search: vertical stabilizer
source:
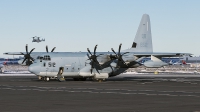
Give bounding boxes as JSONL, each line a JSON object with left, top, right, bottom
{"left": 123, "top": 14, "right": 153, "bottom": 52}
{"left": 134, "top": 14, "right": 153, "bottom": 52}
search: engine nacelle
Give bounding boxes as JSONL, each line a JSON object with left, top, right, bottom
{"left": 97, "top": 55, "right": 110, "bottom": 65}
{"left": 93, "top": 73, "right": 108, "bottom": 79}
{"left": 110, "top": 62, "right": 117, "bottom": 68}
{"left": 122, "top": 55, "right": 137, "bottom": 62}
{"left": 79, "top": 66, "right": 109, "bottom": 80}
{"left": 144, "top": 60, "right": 168, "bottom": 68}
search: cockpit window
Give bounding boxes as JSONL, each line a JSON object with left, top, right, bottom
{"left": 43, "top": 55, "right": 51, "bottom": 61}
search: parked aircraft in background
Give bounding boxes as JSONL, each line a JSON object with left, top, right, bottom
{"left": 32, "top": 36, "right": 45, "bottom": 43}
{"left": 173, "top": 60, "right": 187, "bottom": 65}
{"left": 168, "top": 60, "right": 187, "bottom": 65}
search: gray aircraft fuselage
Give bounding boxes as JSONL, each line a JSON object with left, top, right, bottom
{"left": 29, "top": 52, "right": 140, "bottom": 78}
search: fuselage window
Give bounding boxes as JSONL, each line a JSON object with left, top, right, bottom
{"left": 47, "top": 56, "right": 51, "bottom": 60}
{"left": 43, "top": 55, "right": 51, "bottom": 61}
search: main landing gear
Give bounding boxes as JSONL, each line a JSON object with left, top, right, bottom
{"left": 38, "top": 76, "right": 50, "bottom": 81}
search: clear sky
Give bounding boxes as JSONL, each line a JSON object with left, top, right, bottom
{"left": 1, "top": 0, "right": 200, "bottom": 58}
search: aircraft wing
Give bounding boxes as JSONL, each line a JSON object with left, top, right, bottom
{"left": 4, "top": 52, "right": 45, "bottom": 55}
{"left": 4, "top": 52, "right": 23, "bottom": 55}
{"left": 132, "top": 52, "right": 192, "bottom": 58}
{"left": 3, "top": 52, "right": 45, "bottom": 59}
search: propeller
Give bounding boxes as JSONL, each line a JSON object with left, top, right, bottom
{"left": 87, "top": 45, "right": 103, "bottom": 74}
{"left": 20, "top": 44, "right": 35, "bottom": 65}
{"left": 111, "top": 43, "right": 129, "bottom": 66}
{"left": 46, "top": 45, "right": 56, "bottom": 53}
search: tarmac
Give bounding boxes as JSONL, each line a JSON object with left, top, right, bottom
{"left": 0, "top": 74, "right": 200, "bottom": 112}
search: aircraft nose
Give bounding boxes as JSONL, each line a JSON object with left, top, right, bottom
{"left": 28, "top": 64, "right": 37, "bottom": 74}
{"left": 28, "top": 65, "right": 34, "bottom": 73}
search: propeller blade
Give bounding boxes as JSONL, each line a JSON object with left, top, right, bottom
{"left": 90, "top": 69, "right": 93, "bottom": 74}
{"left": 87, "top": 48, "right": 92, "bottom": 56}
{"left": 119, "top": 57, "right": 127, "bottom": 65}
{"left": 26, "top": 44, "right": 28, "bottom": 54}
{"left": 30, "top": 57, "right": 34, "bottom": 62}
{"left": 46, "top": 45, "right": 48, "bottom": 53}
{"left": 87, "top": 54, "right": 91, "bottom": 60}
{"left": 22, "top": 58, "right": 27, "bottom": 64}
{"left": 109, "top": 65, "right": 114, "bottom": 72}
{"left": 51, "top": 47, "right": 56, "bottom": 52}
{"left": 95, "top": 68, "right": 100, "bottom": 74}
{"left": 90, "top": 61, "right": 94, "bottom": 74}
{"left": 111, "top": 48, "right": 117, "bottom": 55}
{"left": 29, "top": 48, "right": 35, "bottom": 54}
{"left": 94, "top": 45, "right": 97, "bottom": 55}
{"left": 91, "top": 61, "right": 94, "bottom": 68}
{"left": 118, "top": 43, "right": 122, "bottom": 55}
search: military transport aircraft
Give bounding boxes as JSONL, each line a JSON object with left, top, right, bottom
{"left": 4, "top": 14, "right": 192, "bottom": 82}
{"left": 32, "top": 36, "right": 45, "bottom": 43}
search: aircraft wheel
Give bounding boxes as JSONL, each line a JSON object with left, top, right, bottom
{"left": 98, "top": 79, "right": 103, "bottom": 82}
{"left": 46, "top": 77, "right": 50, "bottom": 81}
{"left": 38, "top": 76, "right": 42, "bottom": 80}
